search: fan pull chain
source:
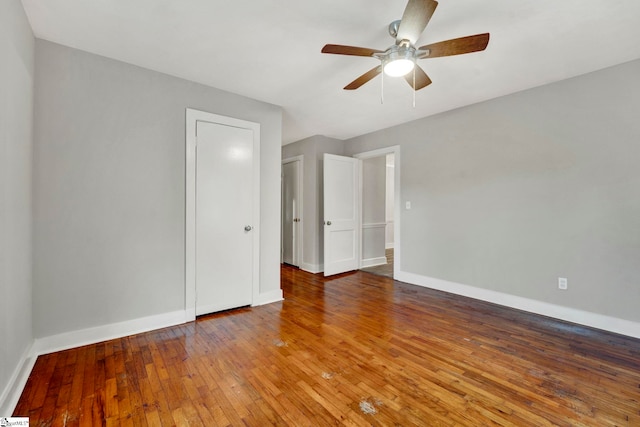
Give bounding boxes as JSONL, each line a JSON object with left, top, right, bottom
{"left": 412, "top": 67, "right": 416, "bottom": 108}
{"left": 380, "top": 67, "right": 384, "bottom": 104}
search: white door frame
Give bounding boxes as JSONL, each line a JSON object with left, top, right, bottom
{"left": 353, "top": 145, "right": 400, "bottom": 279}
{"left": 185, "top": 108, "right": 261, "bottom": 321}
{"left": 281, "top": 155, "right": 304, "bottom": 267}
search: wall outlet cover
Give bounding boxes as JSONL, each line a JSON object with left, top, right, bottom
{"left": 558, "top": 277, "right": 568, "bottom": 290}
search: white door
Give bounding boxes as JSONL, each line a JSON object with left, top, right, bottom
{"left": 282, "top": 159, "right": 301, "bottom": 266}
{"left": 195, "top": 120, "right": 254, "bottom": 315}
{"left": 323, "top": 153, "right": 360, "bottom": 276}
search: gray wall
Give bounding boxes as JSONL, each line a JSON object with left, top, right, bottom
{"left": 345, "top": 59, "right": 640, "bottom": 323}
{"left": 33, "top": 41, "right": 282, "bottom": 338}
{"left": 282, "top": 135, "right": 344, "bottom": 271}
{"left": 0, "top": 0, "right": 34, "bottom": 412}
{"left": 362, "top": 157, "right": 386, "bottom": 224}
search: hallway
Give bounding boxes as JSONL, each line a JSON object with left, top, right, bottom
{"left": 360, "top": 248, "right": 394, "bottom": 278}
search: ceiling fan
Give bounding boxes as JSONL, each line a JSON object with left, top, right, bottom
{"left": 321, "top": 0, "right": 489, "bottom": 91}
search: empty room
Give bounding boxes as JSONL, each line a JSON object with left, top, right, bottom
{"left": 2, "top": 0, "right": 639, "bottom": 425}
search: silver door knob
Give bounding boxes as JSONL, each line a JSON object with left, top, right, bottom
{"left": 326, "top": 221, "right": 332, "bottom": 226}
{"left": 244, "top": 225, "right": 252, "bottom": 231}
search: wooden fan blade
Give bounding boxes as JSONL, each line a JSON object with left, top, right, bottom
{"left": 404, "top": 65, "right": 432, "bottom": 90}
{"left": 396, "top": 0, "right": 439, "bottom": 45}
{"left": 344, "top": 66, "right": 382, "bottom": 90}
{"left": 419, "top": 33, "right": 490, "bottom": 58}
{"left": 321, "top": 44, "right": 383, "bottom": 57}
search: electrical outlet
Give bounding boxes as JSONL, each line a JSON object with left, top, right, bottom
{"left": 558, "top": 277, "right": 568, "bottom": 290}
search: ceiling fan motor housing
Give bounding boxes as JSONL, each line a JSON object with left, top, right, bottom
{"left": 377, "top": 45, "right": 416, "bottom": 63}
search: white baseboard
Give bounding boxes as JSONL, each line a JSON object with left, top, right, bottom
{"left": 4, "top": 295, "right": 283, "bottom": 414}
{"left": 396, "top": 271, "right": 640, "bottom": 339}
{"left": 29, "top": 290, "right": 286, "bottom": 359}
{"left": 254, "top": 289, "right": 284, "bottom": 306}
{"left": 361, "top": 256, "right": 387, "bottom": 268}
{"left": 300, "top": 262, "right": 323, "bottom": 274}
{"left": 0, "top": 343, "right": 37, "bottom": 416}
{"left": 31, "top": 310, "right": 189, "bottom": 357}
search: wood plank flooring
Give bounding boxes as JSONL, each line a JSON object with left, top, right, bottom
{"left": 360, "top": 248, "right": 394, "bottom": 278}
{"left": 14, "top": 265, "right": 640, "bottom": 426}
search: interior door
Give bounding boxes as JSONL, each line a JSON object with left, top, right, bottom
{"left": 323, "top": 153, "right": 360, "bottom": 276}
{"left": 282, "top": 160, "right": 300, "bottom": 266}
{"left": 195, "top": 120, "right": 254, "bottom": 315}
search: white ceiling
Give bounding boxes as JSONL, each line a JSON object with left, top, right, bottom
{"left": 20, "top": 0, "right": 640, "bottom": 144}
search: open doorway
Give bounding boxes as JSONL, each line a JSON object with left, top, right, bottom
{"left": 354, "top": 147, "right": 399, "bottom": 279}
{"left": 281, "top": 156, "right": 303, "bottom": 267}
{"left": 359, "top": 153, "right": 395, "bottom": 278}
{"left": 318, "top": 145, "right": 400, "bottom": 278}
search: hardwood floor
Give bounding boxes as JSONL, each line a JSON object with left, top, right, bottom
{"left": 14, "top": 265, "right": 640, "bottom": 426}
{"left": 360, "top": 248, "right": 394, "bottom": 278}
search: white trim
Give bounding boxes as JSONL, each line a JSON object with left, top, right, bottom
{"left": 253, "top": 289, "right": 285, "bottom": 306}
{"left": 361, "top": 223, "right": 387, "bottom": 267}
{"left": 282, "top": 156, "right": 303, "bottom": 163}
{"left": 0, "top": 343, "right": 36, "bottom": 416}
{"left": 385, "top": 220, "right": 394, "bottom": 249}
{"left": 1, "top": 310, "right": 188, "bottom": 413}
{"left": 361, "top": 256, "right": 388, "bottom": 268}
{"left": 31, "top": 310, "right": 188, "bottom": 357}
{"left": 300, "top": 262, "right": 323, "bottom": 274}
{"left": 281, "top": 155, "right": 304, "bottom": 268}
{"left": 396, "top": 270, "right": 640, "bottom": 339}
{"left": 362, "top": 222, "right": 386, "bottom": 229}
{"left": 34, "top": 311, "right": 185, "bottom": 357}
{"left": 185, "top": 108, "right": 261, "bottom": 321}
{"left": 353, "top": 146, "right": 400, "bottom": 280}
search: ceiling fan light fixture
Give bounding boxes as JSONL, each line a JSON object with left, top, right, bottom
{"left": 384, "top": 58, "right": 415, "bottom": 77}
{"left": 382, "top": 45, "right": 416, "bottom": 77}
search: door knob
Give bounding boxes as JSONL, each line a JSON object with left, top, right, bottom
{"left": 326, "top": 221, "right": 332, "bottom": 226}
{"left": 244, "top": 225, "right": 252, "bottom": 231}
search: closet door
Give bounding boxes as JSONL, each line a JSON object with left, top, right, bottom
{"left": 195, "top": 120, "right": 255, "bottom": 315}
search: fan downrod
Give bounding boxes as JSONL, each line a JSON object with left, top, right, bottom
{"left": 388, "top": 20, "right": 401, "bottom": 39}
